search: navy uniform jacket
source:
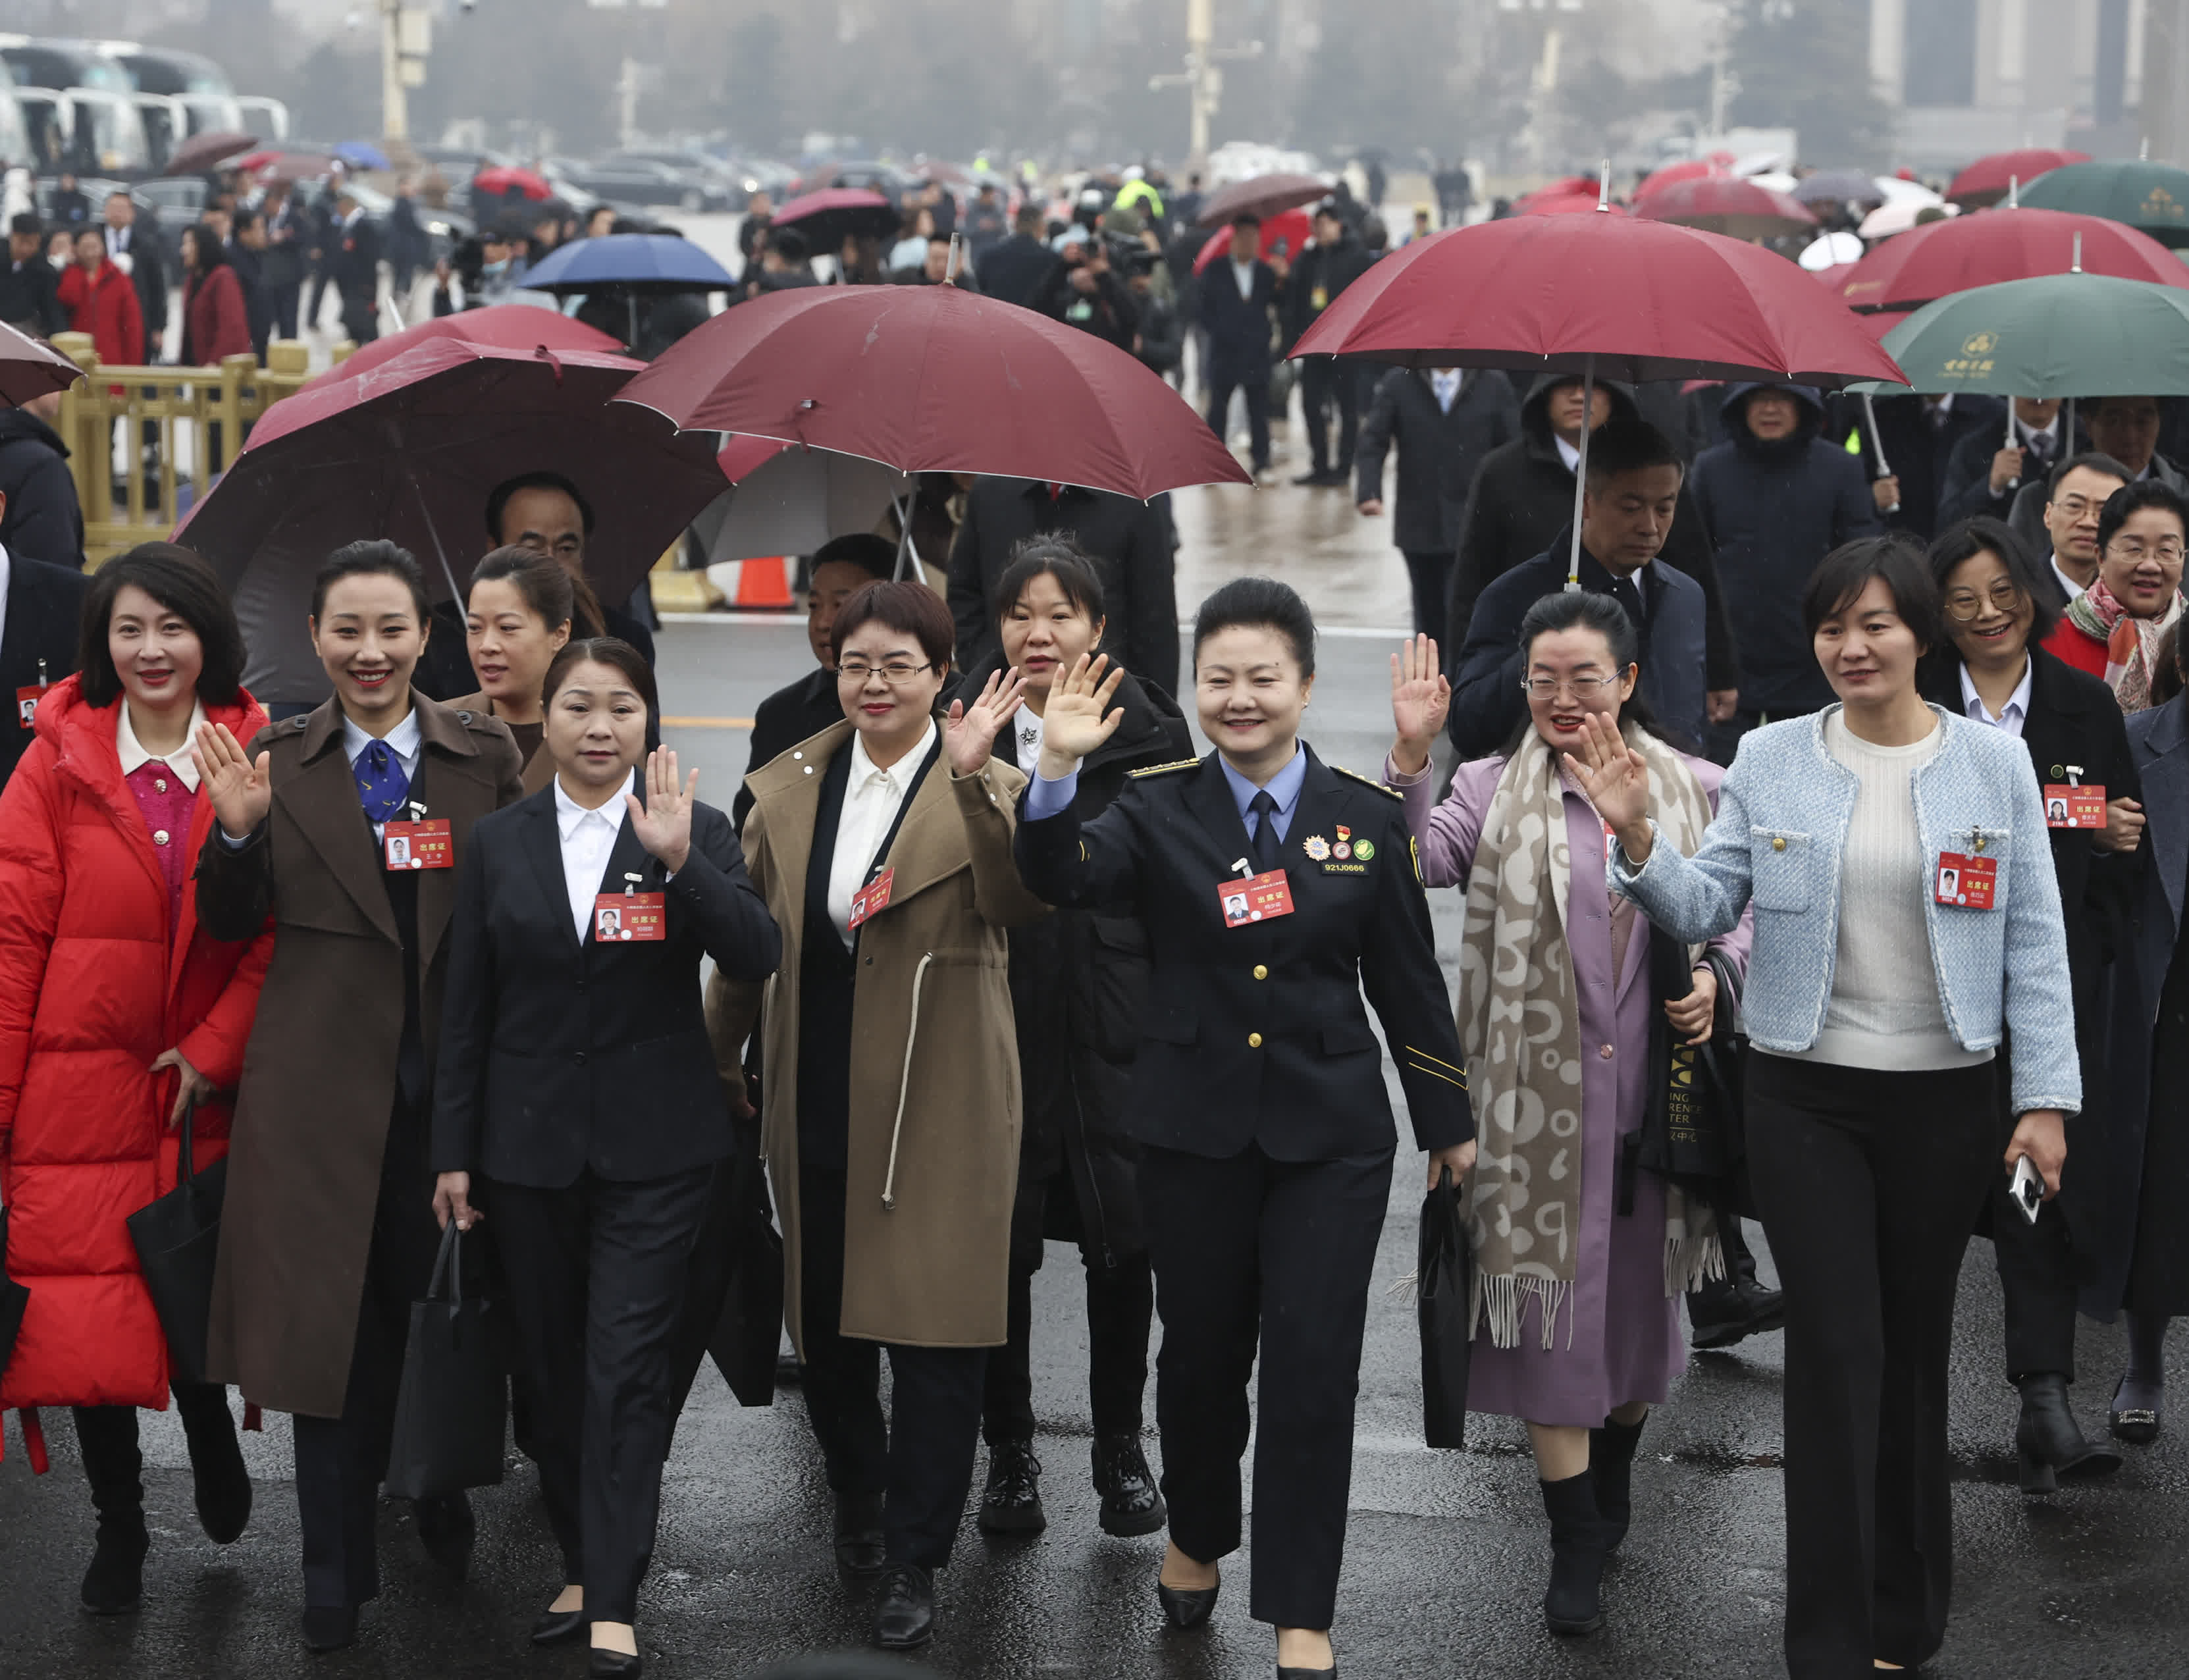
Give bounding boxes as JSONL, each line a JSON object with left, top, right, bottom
{"left": 1013, "top": 745, "right": 1473, "bottom": 1163}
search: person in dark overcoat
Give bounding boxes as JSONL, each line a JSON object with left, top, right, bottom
{"left": 1194, "top": 217, "right": 1284, "bottom": 477}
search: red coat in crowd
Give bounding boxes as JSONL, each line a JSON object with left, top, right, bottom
{"left": 182, "top": 265, "right": 251, "bottom": 367}
{"left": 56, "top": 257, "right": 145, "bottom": 369}
{"left": 0, "top": 677, "right": 275, "bottom": 1417}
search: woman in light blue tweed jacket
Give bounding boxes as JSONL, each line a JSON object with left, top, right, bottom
{"left": 1570, "top": 537, "right": 2076, "bottom": 1680}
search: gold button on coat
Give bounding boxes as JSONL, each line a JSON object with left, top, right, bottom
{"left": 1252, "top": 964, "right": 1268, "bottom": 980}
{"left": 1248, "top": 1032, "right": 1263, "bottom": 1048}
{"left": 1772, "top": 836, "right": 1787, "bottom": 852}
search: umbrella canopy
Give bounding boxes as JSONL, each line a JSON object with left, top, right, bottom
{"left": 1834, "top": 207, "right": 2189, "bottom": 313}
{"left": 300, "top": 304, "right": 624, "bottom": 394}
{"left": 1866, "top": 273, "right": 2189, "bottom": 398}
{"left": 472, "top": 165, "right": 555, "bottom": 203}
{"left": 517, "top": 233, "right": 735, "bottom": 294}
{"left": 615, "top": 284, "right": 1251, "bottom": 501}
{"left": 250, "top": 152, "right": 336, "bottom": 184}
{"left": 172, "top": 338, "right": 726, "bottom": 610}
{"left": 1635, "top": 159, "right": 1725, "bottom": 197}
{"left": 1858, "top": 199, "right": 1957, "bottom": 240}
{"left": 1633, "top": 176, "right": 1816, "bottom": 240}
{"left": 0, "top": 319, "right": 85, "bottom": 406}
{"left": 1799, "top": 230, "right": 1866, "bottom": 271}
{"left": 1512, "top": 175, "right": 1598, "bottom": 210}
{"left": 698, "top": 438, "right": 911, "bottom": 564}
{"left": 1194, "top": 172, "right": 1331, "bottom": 228}
{"left": 161, "top": 130, "right": 257, "bottom": 178}
{"left": 1791, "top": 169, "right": 1883, "bottom": 206}
{"left": 1946, "top": 148, "right": 2092, "bottom": 208}
{"left": 2015, "top": 160, "right": 2189, "bottom": 247}
{"left": 771, "top": 186, "right": 900, "bottom": 248}
{"left": 1192, "top": 207, "right": 1312, "bottom": 275}
{"left": 334, "top": 140, "right": 392, "bottom": 172}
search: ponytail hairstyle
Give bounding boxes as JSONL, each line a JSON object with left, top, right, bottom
{"left": 465, "top": 543, "right": 605, "bottom": 639}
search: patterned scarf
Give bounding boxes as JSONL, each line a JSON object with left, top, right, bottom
{"left": 1455, "top": 723, "right": 1722, "bottom": 1350}
{"left": 2066, "top": 578, "right": 2182, "bottom": 713}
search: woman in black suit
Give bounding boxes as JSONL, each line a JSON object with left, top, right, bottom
{"left": 1012, "top": 578, "right": 1476, "bottom": 1680}
{"left": 1924, "top": 517, "right": 2142, "bottom": 1486}
{"left": 431, "top": 638, "right": 780, "bottom": 1678}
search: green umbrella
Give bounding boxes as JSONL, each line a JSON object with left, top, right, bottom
{"left": 1856, "top": 271, "right": 2189, "bottom": 398}
{"left": 2017, "top": 159, "right": 2189, "bottom": 248}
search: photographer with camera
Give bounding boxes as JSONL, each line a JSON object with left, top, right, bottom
{"left": 1031, "top": 226, "right": 1138, "bottom": 354}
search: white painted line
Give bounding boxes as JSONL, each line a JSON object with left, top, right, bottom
{"left": 662, "top": 612, "right": 1415, "bottom": 639}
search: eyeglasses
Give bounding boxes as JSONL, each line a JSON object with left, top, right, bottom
{"left": 2050, "top": 494, "right": 2105, "bottom": 520}
{"left": 1943, "top": 580, "right": 2025, "bottom": 621}
{"left": 2107, "top": 539, "right": 2187, "bottom": 565}
{"left": 836, "top": 658, "right": 935, "bottom": 685}
{"left": 1521, "top": 672, "right": 1622, "bottom": 700}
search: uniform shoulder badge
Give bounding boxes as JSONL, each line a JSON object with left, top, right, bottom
{"left": 1331, "top": 764, "right": 1403, "bottom": 801}
{"left": 1127, "top": 758, "right": 1200, "bottom": 779}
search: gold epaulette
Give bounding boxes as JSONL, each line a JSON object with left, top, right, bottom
{"left": 1126, "top": 758, "right": 1200, "bottom": 779}
{"left": 1332, "top": 764, "right": 1404, "bottom": 799}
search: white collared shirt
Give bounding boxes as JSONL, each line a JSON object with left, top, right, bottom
{"left": 2050, "top": 554, "right": 2089, "bottom": 604}
{"left": 1554, "top": 432, "right": 1582, "bottom": 473}
{"left": 1430, "top": 369, "right": 1462, "bottom": 413}
{"left": 1012, "top": 706, "right": 1045, "bottom": 775}
{"left": 828, "top": 721, "right": 936, "bottom": 948}
{"left": 1231, "top": 258, "right": 1255, "bottom": 300}
{"left": 1960, "top": 656, "right": 2034, "bottom": 737}
{"left": 342, "top": 706, "right": 423, "bottom": 842}
{"left": 0, "top": 542, "right": 12, "bottom": 654}
{"left": 117, "top": 700, "right": 206, "bottom": 791}
{"left": 554, "top": 770, "right": 635, "bottom": 941}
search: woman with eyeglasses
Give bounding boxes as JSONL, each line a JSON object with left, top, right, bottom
{"left": 2042, "top": 480, "right": 2188, "bottom": 711}
{"left": 705, "top": 581, "right": 1049, "bottom": 1654}
{"left": 1922, "top": 516, "right": 2140, "bottom": 1492}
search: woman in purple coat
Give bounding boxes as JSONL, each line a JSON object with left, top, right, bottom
{"left": 1384, "top": 592, "right": 1751, "bottom": 1640}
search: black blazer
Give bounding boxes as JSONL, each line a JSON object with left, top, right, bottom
{"left": 432, "top": 787, "right": 782, "bottom": 1188}
{"left": 1013, "top": 747, "right": 1474, "bottom": 1163}
{"left": 1196, "top": 258, "right": 1281, "bottom": 386}
{"left": 0, "top": 554, "right": 89, "bottom": 787}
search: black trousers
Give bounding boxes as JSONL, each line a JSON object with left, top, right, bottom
{"left": 1205, "top": 376, "right": 1272, "bottom": 470}
{"left": 270, "top": 280, "right": 302, "bottom": 340}
{"left": 73, "top": 1381, "right": 237, "bottom": 1522}
{"left": 1138, "top": 1140, "right": 1392, "bottom": 1630}
{"left": 796, "top": 1165, "right": 986, "bottom": 1570}
{"left": 1299, "top": 357, "right": 1358, "bottom": 474}
{"left": 1994, "top": 1190, "right": 2080, "bottom": 1382}
{"left": 982, "top": 1163, "right": 1153, "bottom": 1446}
{"left": 490, "top": 1163, "right": 714, "bottom": 1624}
{"left": 1400, "top": 550, "right": 1454, "bottom": 641}
{"left": 292, "top": 1101, "right": 442, "bottom": 1611}
{"left": 1745, "top": 1053, "right": 2000, "bottom": 1679}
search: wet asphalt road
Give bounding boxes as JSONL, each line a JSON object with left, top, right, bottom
{"left": 5, "top": 504, "right": 2188, "bottom": 1679}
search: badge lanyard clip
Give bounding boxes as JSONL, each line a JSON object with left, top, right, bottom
{"left": 1231, "top": 857, "right": 1253, "bottom": 880}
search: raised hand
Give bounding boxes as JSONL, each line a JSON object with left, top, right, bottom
{"left": 192, "top": 720, "right": 273, "bottom": 839}
{"left": 1562, "top": 712, "right": 1652, "bottom": 858}
{"left": 1035, "top": 654, "right": 1126, "bottom": 779}
{"left": 943, "top": 666, "right": 1028, "bottom": 777}
{"left": 1390, "top": 634, "right": 1450, "bottom": 776}
{"left": 625, "top": 746, "right": 697, "bottom": 872}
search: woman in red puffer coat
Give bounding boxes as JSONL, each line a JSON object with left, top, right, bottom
{"left": 0, "top": 543, "right": 273, "bottom": 1615}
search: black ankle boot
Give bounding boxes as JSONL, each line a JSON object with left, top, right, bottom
{"left": 2015, "top": 1373, "right": 2123, "bottom": 1492}
{"left": 1092, "top": 1432, "right": 1166, "bottom": 1537}
{"left": 181, "top": 1391, "right": 251, "bottom": 1544}
{"left": 1539, "top": 1471, "right": 1612, "bottom": 1637}
{"left": 978, "top": 1440, "right": 1045, "bottom": 1535}
{"left": 1589, "top": 1413, "right": 1645, "bottom": 1549}
{"left": 80, "top": 1514, "right": 149, "bottom": 1615}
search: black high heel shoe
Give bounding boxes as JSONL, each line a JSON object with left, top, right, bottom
{"left": 1157, "top": 1579, "right": 1219, "bottom": 1629}
{"left": 2015, "top": 1373, "right": 2122, "bottom": 1492}
{"left": 531, "top": 1594, "right": 586, "bottom": 1645}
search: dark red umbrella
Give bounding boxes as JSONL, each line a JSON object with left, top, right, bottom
{"left": 1512, "top": 175, "right": 1597, "bottom": 210}
{"left": 251, "top": 152, "right": 337, "bottom": 184}
{"left": 162, "top": 130, "right": 257, "bottom": 178}
{"left": 1832, "top": 207, "right": 2189, "bottom": 312}
{"left": 1192, "top": 207, "right": 1313, "bottom": 275}
{"left": 302, "top": 304, "right": 623, "bottom": 393}
{"left": 472, "top": 165, "right": 555, "bottom": 202}
{"left": 771, "top": 186, "right": 900, "bottom": 247}
{"left": 0, "top": 319, "right": 84, "bottom": 406}
{"left": 1194, "top": 172, "right": 1332, "bottom": 228}
{"left": 615, "top": 284, "right": 1250, "bottom": 500}
{"left": 1633, "top": 176, "right": 1816, "bottom": 240}
{"left": 1946, "top": 148, "right": 2092, "bottom": 208}
{"left": 1635, "top": 159, "right": 1724, "bottom": 197}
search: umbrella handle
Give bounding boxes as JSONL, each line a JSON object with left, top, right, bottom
{"left": 1566, "top": 354, "right": 1593, "bottom": 591}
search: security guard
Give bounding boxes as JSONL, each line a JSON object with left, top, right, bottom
{"left": 1013, "top": 578, "right": 1475, "bottom": 1680}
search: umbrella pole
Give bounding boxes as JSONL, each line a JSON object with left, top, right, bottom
{"left": 628, "top": 291, "right": 639, "bottom": 350}
{"left": 410, "top": 467, "right": 465, "bottom": 605}
{"left": 1566, "top": 354, "right": 1594, "bottom": 591}
{"left": 891, "top": 492, "right": 917, "bottom": 581}
{"left": 1859, "top": 391, "right": 1898, "bottom": 513}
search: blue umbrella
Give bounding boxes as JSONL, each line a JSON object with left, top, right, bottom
{"left": 519, "top": 233, "right": 736, "bottom": 293}
{"left": 334, "top": 140, "right": 392, "bottom": 171}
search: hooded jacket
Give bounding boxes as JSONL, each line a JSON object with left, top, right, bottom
{"left": 0, "top": 409, "right": 84, "bottom": 571}
{"left": 1688, "top": 382, "right": 1883, "bottom": 715}
{"left": 1450, "top": 372, "right": 1736, "bottom": 690}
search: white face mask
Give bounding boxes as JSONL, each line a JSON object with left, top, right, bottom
{"left": 481, "top": 257, "right": 510, "bottom": 279}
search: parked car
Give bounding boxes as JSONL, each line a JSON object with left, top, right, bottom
{"left": 556, "top": 155, "right": 731, "bottom": 213}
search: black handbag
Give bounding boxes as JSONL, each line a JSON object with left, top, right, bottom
{"left": 384, "top": 1221, "right": 506, "bottom": 1501}
{"left": 0, "top": 1206, "right": 28, "bottom": 1381}
{"left": 1417, "top": 1165, "right": 1475, "bottom": 1450}
{"left": 124, "top": 1095, "right": 226, "bottom": 1386}
{"left": 1627, "top": 937, "right": 1751, "bottom": 1216}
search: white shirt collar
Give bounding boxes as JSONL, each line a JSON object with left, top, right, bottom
{"left": 2050, "top": 553, "right": 2088, "bottom": 603}
{"left": 1554, "top": 432, "right": 1582, "bottom": 473}
{"left": 116, "top": 700, "right": 207, "bottom": 789}
{"left": 340, "top": 706, "right": 423, "bottom": 775}
{"left": 1959, "top": 657, "right": 2034, "bottom": 732}
{"left": 554, "top": 769, "right": 634, "bottom": 839}
{"left": 2019, "top": 414, "right": 2061, "bottom": 448}
{"left": 849, "top": 719, "right": 937, "bottom": 795}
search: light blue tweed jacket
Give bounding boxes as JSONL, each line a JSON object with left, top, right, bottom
{"left": 1607, "top": 704, "right": 2080, "bottom": 1116}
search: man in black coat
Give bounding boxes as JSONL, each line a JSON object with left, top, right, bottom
{"left": 2005, "top": 394, "right": 2189, "bottom": 559}
{"left": 385, "top": 178, "right": 427, "bottom": 299}
{"left": 1849, "top": 390, "right": 2005, "bottom": 542}
{"left": 976, "top": 207, "right": 1055, "bottom": 309}
{"left": 0, "top": 390, "right": 84, "bottom": 571}
{"left": 1, "top": 214, "right": 66, "bottom": 336}
{"left": 0, "top": 503, "right": 91, "bottom": 785}
{"left": 101, "top": 192, "right": 167, "bottom": 355}
{"left": 49, "top": 174, "right": 92, "bottom": 227}
{"left": 1196, "top": 216, "right": 1285, "bottom": 478}
{"left": 946, "top": 479, "right": 1178, "bottom": 696}
{"left": 1030, "top": 232, "right": 1136, "bottom": 351}
{"left": 1284, "top": 205, "right": 1373, "bottom": 486}
{"left": 1355, "top": 365, "right": 1519, "bottom": 637}
{"left": 1938, "top": 396, "right": 2071, "bottom": 529}
{"left": 228, "top": 207, "right": 275, "bottom": 359}
{"left": 327, "top": 188, "right": 382, "bottom": 344}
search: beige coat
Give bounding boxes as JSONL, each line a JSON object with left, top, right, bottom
{"left": 706, "top": 721, "right": 1047, "bottom": 1353}
{"left": 445, "top": 690, "right": 555, "bottom": 795}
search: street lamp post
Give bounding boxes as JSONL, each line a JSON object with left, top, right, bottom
{"left": 1148, "top": 0, "right": 1262, "bottom": 171}
{"left": 379, "top": 0, "right": 434, "bottom": 142}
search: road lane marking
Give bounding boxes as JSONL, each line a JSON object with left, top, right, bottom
{"left": 662, "top": 716, "right": 755, "bottom": 729}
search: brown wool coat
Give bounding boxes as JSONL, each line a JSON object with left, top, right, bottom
{"left": 197, "top": 696, "right": 524, "bottom": 1418}
{"left": 444, "top": 690, "right": 556, "bottom": 795}
{"left": 706, "top": 721, "right": 1048, "bottom": 1354}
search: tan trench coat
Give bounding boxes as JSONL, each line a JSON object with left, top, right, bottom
{"left": 707, "top": 721, "right": 1047, "bottom": 1353}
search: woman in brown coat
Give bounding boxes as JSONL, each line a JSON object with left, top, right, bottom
{"left": 708, "top": 580, "right": 1047, "bottom": 1655}
{"left": 192, "top": 540, "right": 523, "bottom": 1654}
{"left": 444, "top": 544, "right": 606, "bottom": 795}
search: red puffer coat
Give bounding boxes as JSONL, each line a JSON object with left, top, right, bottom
{"left": 0, "top": 677, "right": 274, "bottom": 1430}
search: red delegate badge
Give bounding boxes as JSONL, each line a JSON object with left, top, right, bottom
{"left": 1219, "top": 868, "right": 1296, "bottom": 927}
{"left": 1934, "top": 852, "right": 1997, "bottom": 910}
{"left": 594, "top": 893, "right": 666, "bottom": 942}
{"left": 849, "top": 866, "right": 895, "bottom": 932}
{"left": 382, "top": 819, "right": 454, "bottom": 870}
{"left": 2042, "top": 784, "right": 2107, "bottom": 830}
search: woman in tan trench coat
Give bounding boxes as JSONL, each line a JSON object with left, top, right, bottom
{"left": 708, "top": 580, "right": 1047, "bottom": 1656}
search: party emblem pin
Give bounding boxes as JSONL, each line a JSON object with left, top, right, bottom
{"left": 1332, "top": 824, "right": 1354, "bottom": 861}
{"left": 1302, "top": 834, "right": 1331, "bottom": 861}
{"left": 1354, "top": 838, "right": 1377, "bottom": 862}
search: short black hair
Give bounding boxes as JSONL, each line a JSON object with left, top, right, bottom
{"left": 313, "top": 539, "right": 431, "bottom": 623}
{"left": 769, "top": 226, "right": 809, "bottom": 262}
{"left": 1800, "top": 535, "right": 1942, "bottom": 652}
{"left": 1583, "top": 418, "right": 1683, "bottom": 484}
{"left": 2047, "top": 450, "right": 2131, "bottom": 500}
{"left": 809, "top": 533, "right": 896, "bottom": 583}
{"left": 8, "top": 213, "right": 39, "bottom": 238}
{"left": 485, "top": 471, "right": 595, "bottom": 543}
{"left": 992, "top": 533, "right": 1108, "bottom": 626}
{"left": 2096, "top": 477, "right": 2189, "bottom": 554}
{"left": 78, "top": 542, "right": 246, "bottom": 710}
{"left": 1928, "top": 515, "right": 2060, "bottom": 646}
{"left": 1192, "top": 577, "right": 1315, "bottom": 677}
{"left": 831, "top": 579, "right": 955, "bottom": 670}
{"left": 1230, "top": 212, "right": 1262, "bottom": 230}
{"left": 543, "top": 636, "right": 658, "bottom": 727}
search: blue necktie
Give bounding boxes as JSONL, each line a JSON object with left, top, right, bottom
{"left": 354, "top": 739, "right": 410, "bottom": 823}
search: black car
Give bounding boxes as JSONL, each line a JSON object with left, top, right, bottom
{"left": 558, "top": 157, "right": 731, "bottom": 214}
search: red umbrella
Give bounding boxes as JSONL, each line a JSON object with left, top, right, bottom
{"left": 1946, "top": 148, "right": 2092, "bottom": 207}
{"left": 251, "top": 152, "right": 337, "bottom": 184}
{"left": 162, "top": 130, "right": 257, "bottom": 178}
{"left": 1635, "top": 159, "right": 1724, "bottom": 197}
{"left": 0, "top": 319, "right": 84, "bottom": 407}
{"left": 1512, "top": 174, "right": 1597, "bottom": 210}
{"left": 615, "top": 284, "right": 1250, "bottom": 502}
{"left": 1192, "top": 207, "right": 1313, "bottom": 275}
{"left": 771, "top": 186, "right": 900, "bottom": 246}
{"left": 1832, "top": 207, "right": 2189, "bottom": 312}
{"left": 1194, "top": 172, "right": 1332, "bottom": 228}
{"left": 1633, "top": 176, "right": 1816, "bottom": 240}
{"left": 1519, "top": 192, "right": 1626, "bottom": 217}
{"left": 472, "top": 165, "right": 554, "bottom": 202}
{"left": 302, "top": 304, "right": 623, "bottom": 394}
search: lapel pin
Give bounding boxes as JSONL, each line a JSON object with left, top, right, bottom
{"left": 1332, "top": 824, "right": 1353, "bottom": 861}
{"left": 1302, "top": 834, "right": 1331, "bottom": 861}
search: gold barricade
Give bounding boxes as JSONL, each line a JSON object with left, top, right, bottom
{"left": 49, "top": 333, "right": 354, "bottom": 568}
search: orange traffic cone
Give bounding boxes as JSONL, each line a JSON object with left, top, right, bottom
{"left": 735, "top": 554, "right": 795, "bottom": 610}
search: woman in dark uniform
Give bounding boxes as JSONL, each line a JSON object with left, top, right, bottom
{"left": 1013, "top": 577, "right": 1476, "bottom": 1680}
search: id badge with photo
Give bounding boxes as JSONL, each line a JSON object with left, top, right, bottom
{"left": 2042, "top": 783, "right": 2107, "bottom": 829}
{"left": 1218, "top": 868, "right": 1296, "bottom": 927}
{"left": 1934, "top": 851, "right": 1997, "bottom": 910}
{"left": 849, "top": 866, "right": 895, "bottom": 932}
{"left": 382, "top": 818, "right": 454, "bottom": 870}
{"left": 594, "top": 892, "right": 666, "bottom": 941}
